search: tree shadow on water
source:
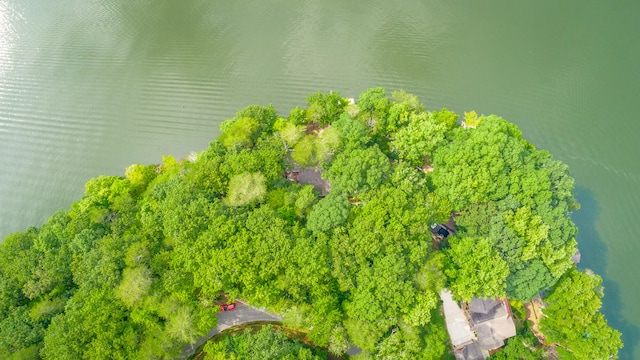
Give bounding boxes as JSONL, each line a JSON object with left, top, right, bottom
{"left": 572, "top": 186, "right": 639, "bottom": 358}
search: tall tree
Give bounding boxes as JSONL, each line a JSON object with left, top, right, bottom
{"left": 540, "top": 269, "right": 622, "bottom": 359}
{"left": 445, "top": 237, "right": 509, "bottom": 301}
{"left": 325, "top": 144, "right": 391, "bottom": 196}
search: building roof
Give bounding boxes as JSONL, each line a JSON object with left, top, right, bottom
{"left": 440, "top": 290, "right": 475, "bottom": 348}
{"left": 571, "top": 249, "right": 581, "bottom": 264}
{"left": 468, "top": 298, "right": 517, "bottom": 351}
{"left": 468, "top": 298, "right": 505, "bottom": 323}
{"left": 454, "top": 342, "right": 487, "bottom": 360}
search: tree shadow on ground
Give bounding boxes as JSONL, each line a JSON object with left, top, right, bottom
{"left": 572, "top": 186, "right": 639, "bottom": 358}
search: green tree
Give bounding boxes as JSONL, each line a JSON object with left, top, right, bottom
{"left": 203, "top": 325, "right": 324, "bottom": 360}
{"left": 506, "top": 260, "right": 554, "bottom": 301}
{"left": 115, "top": 266, "right": 153, "bottom": 308}
{"left": 278, "top": 122, "right": 306, "bottom": 149}
{"left": 445, "top": 237, "right": 509, "bottom": 301}
{"left": 540, "top": 269, "right": 622, "bottom": 359}
{"left": 391, "top": 89, "right": 426, "bottom": 112}
{"left": 325, "top": 145, "right": 391, "bottom": 195}
{"left": 306, "top": 91, "right": 348, "bottom": 125}
{"left": 331, "top": 113, "right": 371, "bottom": 149}
{"left": 225, "top": 172, "right": 267, "bottom": 207}
{"left": 392, "top": 112, "right": 447, "bottom": 166}
{"left": 219, "top": 117, "right": 261, "bottom": 149}
{"left": 357, "top": 87, "right": 390, "bottom": 132}
{"left": 306, "top": 194, "right": 350, "bottom": 234}
{"left": 291, "top": 135, "right": 319, "bottom": 167}
{"left": 490, "top": 333, "right": 542, "bottom": 360}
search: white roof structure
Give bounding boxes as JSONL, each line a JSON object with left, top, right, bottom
{"left": 440, "top": 290, "right": 475, "bottom": 348}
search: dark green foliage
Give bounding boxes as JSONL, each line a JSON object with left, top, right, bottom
{"left": 306, "top": 194, "right": 350, "bottom": 234}
{"left": 331, "top": 113, "right": 371, "bottom": 149}
{"left": 0, "top": 88, "right": 619, "bottom": 359}
{"left": 506, "top": 260, "right": 554, "bottom": 301}
{"left": 305, "top": 91, "right": 348, "bottom": 125}
{"left": 444, "top": 237, "right": 509, "bottom": 301}
{"left": 203, "top": 325, "right": 325, "bottom": 359}
{"left": 434, "top": 116, "right": 580, "bottom": 301}
{"left": 490, "top": 332, "right": 542, "bottom": 360}
{"left": 357, "top": 87, "right": 390, "bottom": 133}
{"left": 324, "top": 144, "right": 391, "bottom": 195}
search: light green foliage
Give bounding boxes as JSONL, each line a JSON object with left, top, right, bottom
{"left": 278, "top": 122, "right": 306, "bottom": 148}
{"left": 115, "top": 266, "right": 153, "bottom": 307}
{"left": 225, "top": 172, "right": 267, "bottom": 207}
{"left": 403, "top": 290, "right": 438, "bottom": 326}
{"left": 540, "top": 269, "right": 623, "bottom": 359}
{"left": 325, "top": 145, "right": 391, "bottom": 195}
{"left": 235, "top": 104, "right": 278, "bottom": 133}
{"left": 288, "top": 106, "right": 307, "bottom": 125}
{"left": 166, "top": 305, "right": 198, "bottom": 344}
{"left": 391, "top": 89, "right": 426, "bottom": 112}
{"left": 386, "top": 102, "right": 412, "bottom": 133}
{"left": 463, "top": 110, "right": 482, "bottom": 128}
{"left": 291, "top": 129, "right": 338, "bottom": 168}
{"left": 219, "top": 117, "right": 260, "bottom": 149}
{"left": 293, "top": 185, "right": 318, "bottom": 219}
{"left": 433, "top": 107, "right": 459, "bottom": 131}
{"left": 392, "top": 112, "right": 447, "bottom": 166}
{"left": 317, "top": 126, "right": 341, "bottom": 156}
{"left": 125, "top": 164, "right": 157, "bottom": 194}
{"left": 504, "top": 206, "right": 549, "bottom": 261}
{"left": 328, "top": 326, "right": 350, "bottom": 356}
{"left": 222, "top": 137, "right": 287, "bottom": 184}
{"left": 432, "top": 116, "right": 526, "bottom": 208}
{"left": 291, "top": 135, "right": 319, "bottom": 167}
{"left": 445, "top": 237, "right": 509, "bottom": 301}
{"left": 29, "top": 297, "right": 66, "bottom": 322}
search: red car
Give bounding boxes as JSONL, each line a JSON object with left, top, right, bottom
{"left": 220, "top": 302, "right": 236, "bottom": 312}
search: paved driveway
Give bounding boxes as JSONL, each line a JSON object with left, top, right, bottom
{"left": 180, "top": 301, "right": 282, "bottom": 358}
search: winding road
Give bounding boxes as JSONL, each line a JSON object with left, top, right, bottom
{"left": 180, "top": 301, "right": 282, "bottom": 359}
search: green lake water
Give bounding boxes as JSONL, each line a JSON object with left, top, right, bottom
{"left": 1, "top": 0, "right": 638, "bottom": 356}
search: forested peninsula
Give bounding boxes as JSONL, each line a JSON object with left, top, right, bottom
{"left": 0, "top": 88, "right": 622, "bottom": 359}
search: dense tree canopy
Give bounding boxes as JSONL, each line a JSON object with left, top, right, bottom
{"left": 203, "top": 326, "right": 325, "bottom": 360}
{"left": 0, "top": 89, "right": 620, "bottom": 359}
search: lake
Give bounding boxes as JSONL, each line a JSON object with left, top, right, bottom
{"left": 1, "top": 0, "right": 638, "bottom": 356}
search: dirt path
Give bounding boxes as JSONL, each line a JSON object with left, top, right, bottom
{"left": 524, "top": 296, "right": 546, "bottom": 344}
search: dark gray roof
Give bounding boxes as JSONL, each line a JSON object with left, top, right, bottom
{"left": 468, "top": 298, "right": 506, "bottom": 325}
{"left": 474, "top": 323, "right": 505, "bottom": 351}
{"left": 468, "top": 298, "right": 501, "bottom": 314}
{"left": 468, "top": 298, "right": 517, "bottom": 351}
{"left": 454, "top": 342, "right": 485, "bottom": 360}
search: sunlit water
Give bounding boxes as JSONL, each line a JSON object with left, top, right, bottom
{"left": 1, "top": 0, "right": 639, "bottom": 356}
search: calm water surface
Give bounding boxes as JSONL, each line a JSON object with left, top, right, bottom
{"left": 1, "top": 0, "right": 639, "bottom": 356}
